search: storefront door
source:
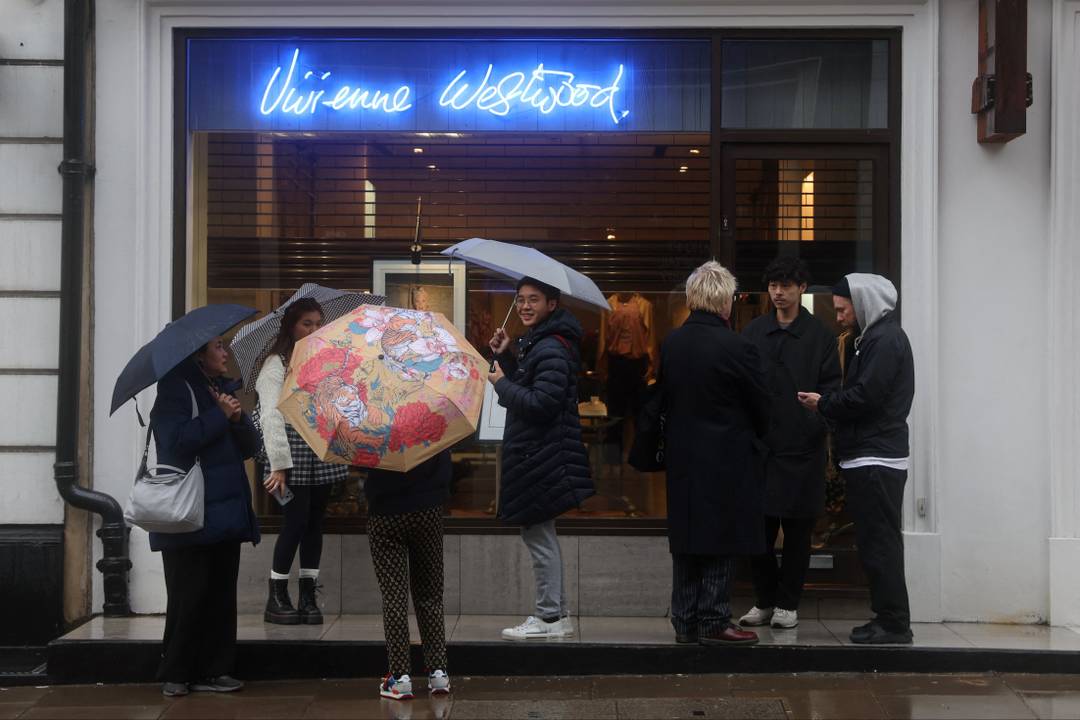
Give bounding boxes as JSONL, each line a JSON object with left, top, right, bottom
{"left": 719, "top": 142, "right": 894, "bottom": 591}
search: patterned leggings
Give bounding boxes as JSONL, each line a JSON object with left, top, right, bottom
{"left": 367, "top": 506, "right": 447, "bottom": 676}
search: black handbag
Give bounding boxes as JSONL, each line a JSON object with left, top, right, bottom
{"left": 628, "top": 382, "right": 666, "bottom": 472}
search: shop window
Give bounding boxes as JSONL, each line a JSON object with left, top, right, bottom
{"left": 721, "top": 40, "right": 889, "bottom": 129}
{"left": 194, "top": 131, "right": 710, "bottom": 525}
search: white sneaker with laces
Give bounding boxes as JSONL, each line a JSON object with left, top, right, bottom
{"left": 501, "top": 615, "right": 573, "bottom": 640}
{"left": 738, "top": 606, "right": 774, "bottom": 626}
{"left": 428, "top": 669, "right": 451, "bottom": 695}
{"left": 771, "top": 608, "right": 799, "bottom": 629}
{"left": 379, "top": 673, "right": 414, "bottom": 700}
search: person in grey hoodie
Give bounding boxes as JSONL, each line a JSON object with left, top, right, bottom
{"left": 797, "top": 273, "right": 915, "bottom": 645}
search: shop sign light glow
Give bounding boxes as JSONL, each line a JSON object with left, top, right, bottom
{"left": 258, "top": 48, "right": 630, "bottom": 125}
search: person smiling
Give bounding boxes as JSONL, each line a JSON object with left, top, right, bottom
{"left": 488, "top": 277, "right": 595, "bottom": 640}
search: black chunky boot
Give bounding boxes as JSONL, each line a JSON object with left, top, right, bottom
{"left": 298, "top": 577, "right": 323, "bottom": 625}
{"left": 264, "top": 578, "right": 300, "bottom": 625}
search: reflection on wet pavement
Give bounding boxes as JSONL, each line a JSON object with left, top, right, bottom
{"left": 1, "top": 673, "right": 1077, "bottom": 719}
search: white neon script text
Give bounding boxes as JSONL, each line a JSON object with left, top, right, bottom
{"left": 259, "top": 49, "right": 413, "bottom": 116}
{"left": 439, "top": 64, "right": 629, "bottom": 124}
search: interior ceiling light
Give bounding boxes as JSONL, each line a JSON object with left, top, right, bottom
{"left": 689, "top": 148, "right": 701, "bottom": 155}
{"left": 606, "top": 233, "right": 617, "bottom": 240}
{"left": 413, "top": 147, "right": 424, "bottom": 154}
{"left": 427, "top": 164, "right": 438, "bottom": 170}
{"left": 678, "top": 165, "right": 689, "bottom": 173}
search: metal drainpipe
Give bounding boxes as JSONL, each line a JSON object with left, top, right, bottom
{"left": 54, "top": 0, "right": 131, "bottom": 617}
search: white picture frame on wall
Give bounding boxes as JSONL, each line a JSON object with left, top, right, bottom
{"left": 371, "top": 259, "right": 467, "bottom": 333}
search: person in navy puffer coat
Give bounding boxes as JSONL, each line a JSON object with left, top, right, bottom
{"left": 149, "top": 337, "right": 260, "bottom": 697}
{"left": 488, "top": 277, "right": 594, "bottom": 641}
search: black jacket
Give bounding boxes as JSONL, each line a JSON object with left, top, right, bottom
{"left": 494, "top": 308, "right": 595, "bottom": 526}
{"left": 149, "top": 359, "right": 261, "bottom": 552}
{"left": 660, "top": 310, "right": 771, "bottom": 556}
{"left": 819, "top": 313, "right": 914, "bottom": 460}
{"left": 365, "top": 450, "right": 451, "bottom": 517}
{"left": 743, "top": 308, "right": 842, "bottom": 517}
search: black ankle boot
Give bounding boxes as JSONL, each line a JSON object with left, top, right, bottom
{"left": 298, "top": 577, "right": 323, "bottom": 625}
{"left": 264, "top": 578, "right": 300, "bottom": 625}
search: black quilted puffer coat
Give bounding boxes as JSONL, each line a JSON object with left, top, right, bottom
{"left": 493, "top": 308, "right": 595, "bottom": 526}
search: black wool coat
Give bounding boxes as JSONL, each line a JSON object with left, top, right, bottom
{"left": 742, "top": 307, "right": 842, "bottom": 518}
{"left": 494, "top": 309, "right": 595, "bottom": 526}
{"left": 660, "top": 310, "right": 771, "bottom": 556}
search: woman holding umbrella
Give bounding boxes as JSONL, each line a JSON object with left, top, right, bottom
{"left": 255, "top": 298, "right": 349, "bottom": 625}
{"left": 150, "top": 336, "right": 261, "bottom": 696}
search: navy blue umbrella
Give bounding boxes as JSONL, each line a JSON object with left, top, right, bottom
{"left": 109, "top": 304, "right": 257, "bottom": 416}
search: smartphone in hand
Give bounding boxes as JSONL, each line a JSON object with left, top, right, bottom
{"left": 274, "top": 486, "right": 295, "bottom": 506}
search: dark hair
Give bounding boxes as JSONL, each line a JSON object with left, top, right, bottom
{"left": 516, "top": 276, "right": 561, "bottom": 304}
{"left": 762, "top": 256, "right": 810, "bottom": 287}
{"left": 264, "top": 297, "right": 324, "bottom": 365}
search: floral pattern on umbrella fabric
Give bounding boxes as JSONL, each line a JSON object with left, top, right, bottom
{"left": 283, "top": 305, "right": 486, "bottom": 470}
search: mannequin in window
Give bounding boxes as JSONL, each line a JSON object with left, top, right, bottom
{"left": 597, "top": 292, "right": 656, "bottom": 469}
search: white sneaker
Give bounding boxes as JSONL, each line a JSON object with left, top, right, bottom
{"left": 501, "top": 615, "right": 574, "bottom": 640}
{"left": 379, "top": 673, "right": 413, "bottom": 700}
{"left": 771, "top": 608, "right": 799, "bottom": 629}
{"left": 428, "top": 669, "right": 451, "bottom": 695}
{"left": 738, "top": 606, "right": 774, "bottom": 626}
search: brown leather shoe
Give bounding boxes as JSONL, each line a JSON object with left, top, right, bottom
{"left": 699, "top": 624, "right": 759, "bottom": 646}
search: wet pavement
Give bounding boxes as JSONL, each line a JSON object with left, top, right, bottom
{"left": 60, "top": 614, "right": 1080, "bottom": 651}
{"left": 2, "top": 673, "right": 1079, "bottom": 719}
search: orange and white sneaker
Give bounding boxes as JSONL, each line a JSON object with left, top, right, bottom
{"left": 379, "top": 673, "right": 414, "bottom": 700}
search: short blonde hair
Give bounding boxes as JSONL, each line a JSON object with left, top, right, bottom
{"left": 685, "top": 261, "right": 737, "bottom": 316}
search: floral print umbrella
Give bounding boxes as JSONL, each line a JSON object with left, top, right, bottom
{"left": 278, "top": 305, "right": 487, "bottom": 472}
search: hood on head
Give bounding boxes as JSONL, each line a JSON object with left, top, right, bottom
{"left": 846, "top": 273, "right": 897, "bottom": 335}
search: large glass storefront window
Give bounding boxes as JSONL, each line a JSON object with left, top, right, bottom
{"left": 197, "top": 129, "right": 709, "bottom": 522}
{"left": 182, "top": 33, "right": 898, "bottom": 545}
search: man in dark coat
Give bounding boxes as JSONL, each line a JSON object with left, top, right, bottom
{"left": 739, "top": 257, "right": 841, "bottom": 630}
{"left": 798, "top": 273, "right": 915, "bottom": 645}
{"left": 660, "top": 261, "right": 771, "bottom": 646}
{"left": 488, "top": 277, "right": 594, "bottom": 640}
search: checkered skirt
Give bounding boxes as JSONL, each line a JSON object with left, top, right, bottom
{"left": 254, "top": 407, "right": 348, "bottom": 487}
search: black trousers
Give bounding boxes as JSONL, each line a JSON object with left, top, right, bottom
{"left": 845, "top": 465, "right": 911, "bottom": 632}
{"left": 368, "top": 506, "right": 448, "bottom": 677}
{"left": 670, "top": 553, "right": 735, "bottom": 637}
{"left": 272, "top": 484, "right": 333, "bottom": 575}
{"left": 159, "top": 541, "right": 241, "bottom": 683}
{"left": 750, "top": 515, "right": 815, "bottom": 611}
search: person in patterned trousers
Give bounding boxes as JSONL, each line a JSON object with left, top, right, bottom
{"left": 256, "top": 298, "right": 349, "bottom": 625}
{"left": 364, "top": 450, "right": 453, "bottom": 700}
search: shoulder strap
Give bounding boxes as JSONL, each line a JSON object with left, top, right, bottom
{"left": 551, "top": 334, "right": 572, "bottom": 350}
{"left": 141, "top": 381, "right": 201, "bottom": 475}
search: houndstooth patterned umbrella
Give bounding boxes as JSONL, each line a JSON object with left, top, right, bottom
{"left": 230, "top": 284, "right": 385, "bottom": 389}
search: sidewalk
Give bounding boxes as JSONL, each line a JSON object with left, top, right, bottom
{"left": 59, "top": 614, "right": 1080, "bottom": 651}
{"left": 43, "top": 615, "right": 1080, "bottom": 685}
{"left": 3, "top": 673, "right": 1079, "bottom": 719}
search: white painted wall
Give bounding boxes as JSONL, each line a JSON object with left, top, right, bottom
{"left": 89, "top": 0, "right": 1077, "bottom": 625}
{"left": 0, "top": 0, "right": 65, "bottom": 529}
{"left": 936, "top": 0, "right": 1053, "bottom": 623}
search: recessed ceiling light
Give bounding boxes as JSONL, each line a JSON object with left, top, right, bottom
{"left": 678, "top": 166, "right": 689, "bottom": 173}
{"left": 413, "top": 147, "right": 424, "bottom": 154}
{"left": 427, "top": 164, "right": 438, "bottom": 170}
{"left": 689, "top": 148, "right": 701, "bottom": 155}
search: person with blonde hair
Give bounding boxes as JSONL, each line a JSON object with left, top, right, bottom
{"left": 657, "top": 260, "right": 770, "bottom": 645}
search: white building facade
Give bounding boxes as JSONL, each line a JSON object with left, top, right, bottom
{"left": 3, "top": 0, "right": 1080, "bottom": 640}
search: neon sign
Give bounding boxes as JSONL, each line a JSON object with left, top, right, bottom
{"left": 260, "top": 48, "right": 413, "bottom": 116}
{"left": 187, "top": 39, "right": 709, "bottom": 132}
{"left": 257, "top": 48, "right": 629, "bottom": 125}
{"left": 439, "top": 64, "right": 629, "bottom": 124}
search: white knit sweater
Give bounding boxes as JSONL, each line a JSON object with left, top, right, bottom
{"left": 255, "top": 355, "right": 293, "bottom": 472}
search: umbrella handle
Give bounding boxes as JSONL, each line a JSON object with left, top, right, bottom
{"left": 489, "top": 359, "right": 498, "bottom": 374}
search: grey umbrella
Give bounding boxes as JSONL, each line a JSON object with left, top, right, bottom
{"left": 230, "top": 284, "right": 385, "bottom": 389}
